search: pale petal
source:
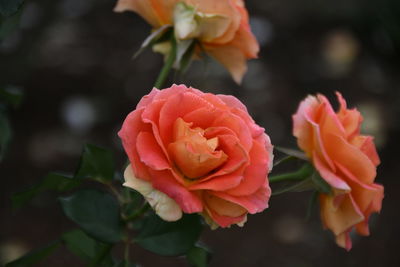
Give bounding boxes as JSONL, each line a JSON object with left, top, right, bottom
{"left": 124, "top": 165, "right": 182, "bottom": 221}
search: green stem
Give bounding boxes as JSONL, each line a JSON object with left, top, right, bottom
{"left": 124, "top": 203, "right": 150, "bottom": 222}
{"left": 154, "top": 38, "right": 177, "bottom": 89}
{"left": 269, "top": 164, "right": 314, "bottom": 183}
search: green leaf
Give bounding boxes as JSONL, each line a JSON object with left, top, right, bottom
{"left": 0, "top": 111, "right": 11, "bottom": 161}
{"left": 12, "top": 173, "right": 81, "bottom": 210}
{"left": 5, "top": 241, "right": 60, "bottom": 267}
{"left": 187, "top": 244, "right": 212, "bottom": 267}
{"left": 60, "top": 189, "right": 122, "bottom": 243}
{"left": 62, "top": 229, "right": 115, "bottom": 266}
{"left": 0, "top": 87, "right": 23, "bottom": 108}
{"left": 311, "top": 172, "right": 332, "bottom": 194}
{"left": 74, "top": 144, "right": 115, "bottom": 183}
{"left": 0, "top": 0, "right": 24, "bottom": 17}
{"left": 135, "top": 213, "right": 203, "bottom": 256}
{"left": 274, "top": 146, "right": 308, "bottom": 161}
{"left": 122, "top": 187, "right": 143, "bottom": 216}
{"left": 62, "top": 229, "right": 100, "bottom": 261}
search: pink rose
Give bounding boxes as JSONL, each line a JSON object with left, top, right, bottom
{"left": 293, "top": 92, "right": 384, "bottom": 250}
{"left": 119, "top": 84, "right": 273, "bottom": 227}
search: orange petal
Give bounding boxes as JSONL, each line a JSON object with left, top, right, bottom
{"left": 324, "top": 133, "right": 376, "bottom": 184}
{"left": 114, "top": 0, "right": 162, "bottom": 27}
{"left": 319, "top": 193, "right": 364, "bottom": 236}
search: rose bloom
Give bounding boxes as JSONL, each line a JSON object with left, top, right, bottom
{"left": 114, "top": 0, "right": 259, "bottom": 84}
{"left": 293, "top": 92, "right": 384, "bottom": 250}
{"left": 119, "top": 84, "right": 273, "bottom": 227}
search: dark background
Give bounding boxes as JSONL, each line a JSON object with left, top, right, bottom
{"left": 1, "top": 0, "right": 400, "bottom": 266}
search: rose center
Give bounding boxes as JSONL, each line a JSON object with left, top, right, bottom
{"left": 168, "top": 118, "right": 228, "bottom": 179}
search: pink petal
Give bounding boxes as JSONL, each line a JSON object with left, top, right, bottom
{"left": 136, "top": 132, "right": 170, "bottom": 170}
{"left": 212, "top": 182, "right": 271, "bottom": 214}
{"left": 118, "top": 108, "right": 152, "bottom": 181}
{"left": 226, "top": 139, "right": 270, "bottom": 196}
{"left": 187, "top": 166, "right": 244, "bottom": 191}
{"left": 212, "top": 111, "right": 253, "bottom": 151}
{"left": 150, "top": 169, "right": 203, "bottom": 213}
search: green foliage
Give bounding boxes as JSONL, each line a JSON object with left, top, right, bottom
{"left": 12, "top": 143, "right": 115, "bottom": 210}
{"left": 135, "top": 213, "right": 203, "bottom": 256}
{"left": 5, "top": 241, "right": 60, "bottom": 267}
{"left": 0, "top": 111, "right": 11, "bottom": 160}
{"left": 60, "top": 189, "right": 122, "bottom": 243}
{"left": 0, "top": 87, "right": 23, "bottom": 108}
{"left": 62, "top": 229, "right": 103, "bottom": 261}
{"left": 270, "top": 164, "right": 332, "bottom": 195}
{"left": 187, "top": 244, "right": 212, "bottom": 267}
{"left": 0, "top": 0, "right": 24, "bottom": 16}
{"left": 74, "top": 144, "right": 115, "bottom": 183}
{"left": 0, "top": 87, "right": 23, "bottom": 161}
{"left": 12, "top": 173, "right": 81, "bottom": 210}
{"left": 0, "top": 2, "right": 23, "bottom": 40}
{"left": 62, "top": 229, "right": 115, "bottom": 266}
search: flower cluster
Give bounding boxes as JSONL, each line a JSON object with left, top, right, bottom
{"left": 114, "top": 1, "right": 385, "bottom": 252}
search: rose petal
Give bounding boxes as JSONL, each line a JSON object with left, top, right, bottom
{"left": 150, "top": 169, "right": 203, "bottom": 213}
{"left": 213, "top": 182, "right": 271, "bottom": 214}
{"left": 136, "top": 132, "right": 170, "bottom": 170}
{"left": 118, "top": 108, "right": 152, "bottom": 181}
{"left": 313, "top": 152, "right": 350, "bottom": 191}
{"left": 324, "top": 133, "right": 376, "bottom": 184}
{"left": 226, "top": 139, "right": 270, "bottom": 196}
{"left": 159, "top": 91, "right": 214, "bottom": 146}
{"left": 123, "top": 165, "right": 182, "bottom": 221}
{"left": 319, "top": 193, "right": 364, "bottom": 236}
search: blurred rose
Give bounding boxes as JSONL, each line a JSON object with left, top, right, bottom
{"left": 292, "top": 92, "right": 384, "bottom": 250}
{"left": 114, "top": 0, "right": 259, "bottom": 84}
{"left": 119, "top": 84, "right": 272, "bottom": 228}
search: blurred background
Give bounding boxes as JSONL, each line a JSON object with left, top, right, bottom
{"left": 1, "top": 0, "right": 400, "bottom": 266}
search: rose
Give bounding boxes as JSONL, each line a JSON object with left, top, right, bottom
{"left": 114, "top": 0, "right": 259, "bottom": 84}
{"left": 119, "top": 84, "right": 273, "bottom": 228}
{"left": 292, "top": 92, "right": 384, "bottom": 250}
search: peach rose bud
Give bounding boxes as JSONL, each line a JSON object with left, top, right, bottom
{"left": 292, "top": 92, "right": 384, "bottom": 250}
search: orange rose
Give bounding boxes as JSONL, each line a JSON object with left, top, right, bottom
{"left": 119, "top": 84, "right": 273, "bottom": 227}
{"left": 292, "top": 92, "right": 384, "bottom": 250}
{"left": 114, "top": 0, "right": 259, "bottom": 84}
